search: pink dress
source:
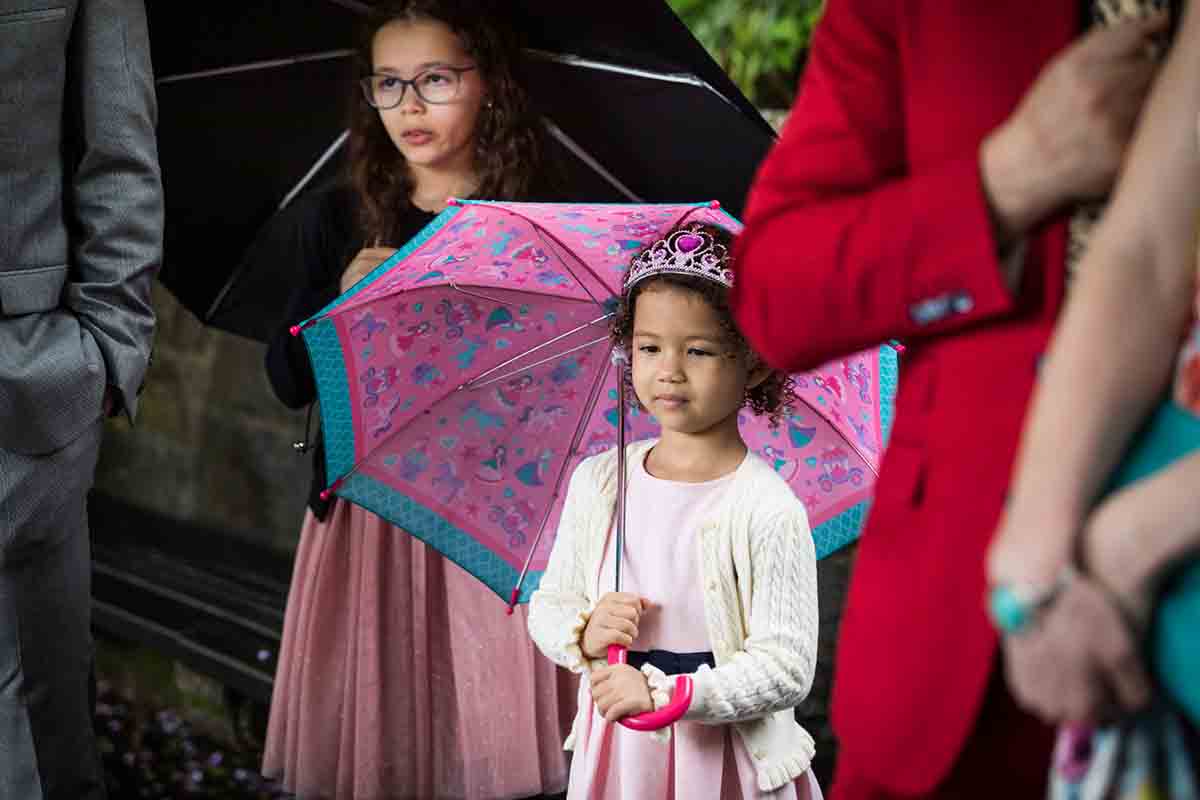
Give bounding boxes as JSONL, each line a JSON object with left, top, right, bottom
{"left": 566, "top": 453, "right": 823, "bottom": 800}
{"left": 262, "top": 500, "right": 576, "bottom": 799}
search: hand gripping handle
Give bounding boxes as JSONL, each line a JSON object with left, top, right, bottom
{"left": 607, "top": 645, "right": 693, "bottom": 731}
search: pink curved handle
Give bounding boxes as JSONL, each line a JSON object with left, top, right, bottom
{"left": 607, "top": 645, "right": 693, "bottom": 732}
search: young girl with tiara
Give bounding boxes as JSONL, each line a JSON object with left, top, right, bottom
{"left": 528, "top": 222, "right": 823, "bottom": 799}
{"left": 261, "top": 1, "right": 572, "bottom": 796}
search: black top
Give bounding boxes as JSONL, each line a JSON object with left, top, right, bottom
{"left": 263, "top": 185, "right": 435, "bottom": 520}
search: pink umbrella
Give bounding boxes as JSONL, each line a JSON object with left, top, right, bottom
{"left": 293, "top": 200, "right": 897, "bottom": 610}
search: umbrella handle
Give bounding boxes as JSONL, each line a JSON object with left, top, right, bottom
{"left": 606, "top": 645, "right": 693, "bottom": 732}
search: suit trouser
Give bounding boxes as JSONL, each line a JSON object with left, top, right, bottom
{"left": 0, "top": 422, "right": 106, "bottom": 800}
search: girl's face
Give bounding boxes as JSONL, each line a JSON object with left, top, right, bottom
{"left": 630, "top": 284, "right": 765, "bottom": 438}
{"left": 371, "top": 18, "right": 486, "bottom": 175}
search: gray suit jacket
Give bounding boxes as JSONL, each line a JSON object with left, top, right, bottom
{"left": 0, "top": 0, "right": 163, "bottom": 455}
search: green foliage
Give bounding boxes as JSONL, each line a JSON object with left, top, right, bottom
{"left": 667, "top": 0, "right": 823, "bottom": 108}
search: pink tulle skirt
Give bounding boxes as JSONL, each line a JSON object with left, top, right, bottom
{"left": 262, "top": 500, "right": 576, "bottom": 799}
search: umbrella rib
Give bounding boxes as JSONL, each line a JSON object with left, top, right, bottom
{"left": 278, "top": 131, "right": 350, "bottom": 211}
{"left": 509, "top": 341, "right": 616, "bottom": 604}
{"left": 466, "top": 334, "right": 611, "bottom": 393}
{"left": 326, "top": 0, "right": 371, "bottom": 12}
{"left": 524, "top": 49, "right": 741, "bottom": 112}
{"left": 444, "top": 279, "right": 611, "bottom": 310}
{"left": 156, "top": 50, "right": 355, "bottom": 84}
{"left": 795, "top": 396, "right": 881, "bottom": 479}
{"left": 541, "top": 119, "right": 643, "bottom": 202}
{"left": 464, "top": 317, "right": 612, "bottom": 389}
{"left": 488, "top": 207, "right": 620, "bottom": 308}
{"left": 444, "top": 281, "right": 518, "bottom": 307}
{"left": 204, "top": 131, "right": 351, "bottom": 323}
{"left": 315, "top": 281, "right": 604, "bottom": 329}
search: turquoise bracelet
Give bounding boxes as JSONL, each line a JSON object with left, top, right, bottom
{"left": 987, "top": 566, "right": 1077, "bottom": 635}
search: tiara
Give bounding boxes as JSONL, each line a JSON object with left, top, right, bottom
{"left": 624, "top": 224, "right": 734, "bottom": 291}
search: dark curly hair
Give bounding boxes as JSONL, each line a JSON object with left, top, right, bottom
{"left": 349, "top": 0, "right": 551, "bottom": 245}
{"left": 610, "top": 223, "right": 796, "bottom": 427}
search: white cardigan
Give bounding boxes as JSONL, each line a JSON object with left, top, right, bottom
{"left": 527, "top": 440, "right": 820, "bottom": 792}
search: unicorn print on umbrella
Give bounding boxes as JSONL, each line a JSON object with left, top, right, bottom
{"left": 436, "top": 298, "right": 480, "bottom": 339}
{"left": 349, "top": 311, "right": 387, "bottom": 343}
{"left": 432, "top": 462, "right": 467, "bottom": 504}
{"left": 843, "top": 359, "right": 873, "bottom": 403}
{"left": 360, "top": 365, "right": 400, "bottom": 408}
{"left": 490, "top": 499, "right": 536, "bottom": 548}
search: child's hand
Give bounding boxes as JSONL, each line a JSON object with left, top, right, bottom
{"left": 590, "top": 664, "right": 655, "bottom": 722}
{"left": 581, "top": 592, "right": 649, "bottom": 659}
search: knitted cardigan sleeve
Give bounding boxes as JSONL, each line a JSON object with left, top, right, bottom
{"left": 683, "top": 504, "right": 819, "bottom": 724}
{"left": 527, "top": 457, "right": 601, "bottom": 674}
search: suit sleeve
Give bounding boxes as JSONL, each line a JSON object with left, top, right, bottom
{"left": 731, "top": 0, "right": 1017, "bottom": 372}
{"left": 64, "top": 0, "right": 164, "bottom": 421}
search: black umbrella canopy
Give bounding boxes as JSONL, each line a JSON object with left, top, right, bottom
{"left": 148, "top": 1, "right": 775, "bottom": 340}
{"left": 507, "top": 0, "right": 772, "bottom": 138}
{"left": 147, "top": 1, "right": 362, "bottom": 333}
{"left": 520, "top": 52, "right": 771, "bottom": 209}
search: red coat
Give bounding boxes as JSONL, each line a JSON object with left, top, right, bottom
{"left": 732, "top": 1, "right": 1079, "bottom": 793}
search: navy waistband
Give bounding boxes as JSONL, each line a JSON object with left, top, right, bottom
{"left": 626, "top": 649, "right": 715, "bottom": 675}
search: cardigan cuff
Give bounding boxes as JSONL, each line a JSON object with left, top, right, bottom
{"left": 681, "top": 663, "right": 713, "bottom": 721}
{"left": 758, "top": 752, "right": 815, "bottom": 793}
{"left": 756, "top": 726, "right": 817, "bottom": 792}
{"left": 640, "top": 663, "right": 674, "bottom": 710}
{"left": 560, "top": 607, "right": 593, "bottom": 673}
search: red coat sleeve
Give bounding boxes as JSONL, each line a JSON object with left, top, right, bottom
{"left": 731, "top": 0, "right": 1017, "bottom": 372}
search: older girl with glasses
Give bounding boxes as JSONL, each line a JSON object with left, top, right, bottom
{"left": 260, "top": 1, "right": 572, "bottom": 797}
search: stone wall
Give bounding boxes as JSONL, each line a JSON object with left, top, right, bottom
{"left": 94, "top": 281, "right": 310, "bottom": 556}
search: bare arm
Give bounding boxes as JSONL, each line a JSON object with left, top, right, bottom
{"left": 1086, "top": 452, "right": 1200, "bottom": 620}
{"left": 990, "top": 3, "right": 1200, "bottom": 587}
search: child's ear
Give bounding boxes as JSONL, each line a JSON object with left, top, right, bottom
{"left": 746, "top": 358, "right": 772, "bottom": 391}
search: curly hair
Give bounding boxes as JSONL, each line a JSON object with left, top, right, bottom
{"left": 348, "top": 0, "right": 551, "bottom": 245}
{"left": 610, "top": 224, "right": 796, "bottom": 427}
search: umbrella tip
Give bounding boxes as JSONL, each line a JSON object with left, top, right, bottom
{"left": 506, "top": 586, "right": 520, "bottom": 614}
{"left": 888, "top": 339, "right": 907, "bottom": 354}
{"left": 447, "top": 196, "right": 463, "bottom": 206}
{"left": 289, "top": 325, "right": 301, "bottom": 337}
{"left": 708, "top": 200, "right": 720, "bottom": 208}
{"left": 319, "top": 477, "right": 345, "bottom": 502}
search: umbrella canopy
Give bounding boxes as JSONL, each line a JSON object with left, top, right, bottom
{"left": 147, "top": 0, "right": 775, "bottom": 341}
{"left": 294, "top": 200, "right": 898, "bottom": 604}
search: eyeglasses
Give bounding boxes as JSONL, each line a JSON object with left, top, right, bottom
{"left": 360, "top": 65, "right": 477, "bottom": 109}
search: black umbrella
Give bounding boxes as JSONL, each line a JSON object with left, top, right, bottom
{"left": 148, "top": 0, "right": 776, "bottom": 341}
